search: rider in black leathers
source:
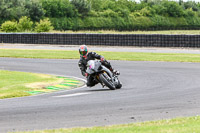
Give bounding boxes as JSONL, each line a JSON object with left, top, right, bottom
{"left": 78, "top": 45, "right": 119, "bottom": 87}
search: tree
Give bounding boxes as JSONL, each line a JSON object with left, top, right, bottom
{"left": 88, "top": 0, "right": 102, "bottom": 11}
{"left": 41, "top": 0, "right": 77, "bottom": 18}
{"left": 71, "top": 0, "right": 91, "bottom": 17}
{"left": 152, "top": 1, "right": 184, "bottom": 17}
{"left": 0, "top": 0, "right": 28, "bottom": 20}
{"left": 25, "top": 0, "right": 45, "bottom": 21}
{"left": 183, "top": 1, "right": 199, "bottom": 11}
{"left": 163, "top": 1, "right": 184, "bottom": 17}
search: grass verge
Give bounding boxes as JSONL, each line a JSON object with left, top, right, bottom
{"left": 13, "top": 116, "right": 200, "bottom": 133}
{"left": 3, "top": 30, "right": 200, "bottom": 35}
{"left": 2, "top": 30, "right": 200, "bottom": 35}
{"left": 1, "top": 49, "right": 200, "bottom": 62}
{"left": 52, "top": 30, "right": 200, "bottom": 35}
{"left": 0, "top": 70, "right": 63, "bottom": 99}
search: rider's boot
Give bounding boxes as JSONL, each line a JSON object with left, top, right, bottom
{"left": 113, "top": 69, "right": 120, "bottom": 75}
{"left": 110, "top": 68, "right": 120, "bottom": 75}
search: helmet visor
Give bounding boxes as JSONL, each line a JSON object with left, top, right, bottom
{"left": 80, "top": 50, "right": 87, "bottom": 56}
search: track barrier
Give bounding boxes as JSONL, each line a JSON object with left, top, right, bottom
{"left": 0, "top": 33, "right": 200, "bottom": 47}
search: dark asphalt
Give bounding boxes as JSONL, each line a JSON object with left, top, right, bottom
{"left": 1, "top": 58, "right": 200, "bottom": 132}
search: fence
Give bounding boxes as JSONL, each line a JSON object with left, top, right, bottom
{"left": 0, "top": 33, "right": 200, "bottom": 47}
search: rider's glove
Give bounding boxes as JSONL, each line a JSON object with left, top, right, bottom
{"left": 85, "top": 73, "right": 88, "bottom": 77}
{"left": 100, "top": 57, "right": 105, "bottom": 62}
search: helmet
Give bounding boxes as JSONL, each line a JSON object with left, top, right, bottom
{"left": 79, "top": 45, "right": 88, "bottom": 56}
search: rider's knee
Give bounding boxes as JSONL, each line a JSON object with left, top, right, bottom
{"left": 86, "top": 82, "right": 95, "bottom": 87}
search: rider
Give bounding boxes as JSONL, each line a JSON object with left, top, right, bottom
{"left": 78, "top": 44, "right": 120, "bottom": 87}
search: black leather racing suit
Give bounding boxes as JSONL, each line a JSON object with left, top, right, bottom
{"left": 78, "top": 52, "right": 112, "bottom": 87}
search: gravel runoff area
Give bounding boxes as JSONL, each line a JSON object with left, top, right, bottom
{"left": 1, "top": 43, "right": 200, "bottom": 54}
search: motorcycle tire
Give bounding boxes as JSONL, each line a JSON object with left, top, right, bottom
{"left": 99, "top": 73, "right": 116, "bottom": 90}
{"left": 116, "top": 81, "right": 122, "bottom": 89}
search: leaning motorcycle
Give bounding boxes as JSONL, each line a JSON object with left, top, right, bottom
{"left": 86, "top": 60, "right": 122, "bottom": 90}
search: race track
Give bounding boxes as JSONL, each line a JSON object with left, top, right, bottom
{"left": 1, "top": 58, "right": 200, "bottom": 132}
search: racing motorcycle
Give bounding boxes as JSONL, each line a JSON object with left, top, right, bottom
{"left": 86, "top": 60, "right": 122, "bottom": 90}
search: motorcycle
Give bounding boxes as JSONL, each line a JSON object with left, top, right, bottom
{"left": 86, "top": 60, "right": 122, "bottom": 90}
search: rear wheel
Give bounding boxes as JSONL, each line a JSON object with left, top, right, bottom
{"left": 99, "top": 73, "right": 116, "bottom": 90}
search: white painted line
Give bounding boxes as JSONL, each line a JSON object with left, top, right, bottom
{"left": 53, "top": 92, "right": 92, "bottom": 98}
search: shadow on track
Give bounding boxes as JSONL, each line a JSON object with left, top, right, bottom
{"left": 86, "top": 88, "right": 111, "bottom": 92}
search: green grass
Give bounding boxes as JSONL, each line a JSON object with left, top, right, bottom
{"left": 0, "top": 49, "right": 79, "bottom": 59}
{"left": 2, "top": 30, "right": 200, "bottom": 34}
{"left": 52, "top": 30, "right": 200, "bottom": 35}
{"left": 13, "top": 116, "right": 200, "bottom": 133}
{"left": 0, "top": 70, "right": 61, "bottom": 99}
{"left": 1, "top": 49, "right": 200, "bottom": 62}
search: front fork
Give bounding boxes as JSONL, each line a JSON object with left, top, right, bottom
{"left": 99, "top": 71, "right": 118, "bottom": 88}
{"left": 95, "top": 74, "right": 105, "bottom": 88}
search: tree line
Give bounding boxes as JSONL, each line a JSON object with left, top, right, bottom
{"left": 1, "top": 0, "right": 200, "bottom": 31}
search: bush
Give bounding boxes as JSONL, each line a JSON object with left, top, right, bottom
{"left": 35, "top": 18, "right": 54, "bottom": 32}
{"left": 17, "top": 16, "right": 33, "bottom": 32}
{"left": 185, "top": 16, "right": 200, "bottom": 29}
{"left": 184, "top": 8, "right": 196, "bottom": 17}
{"left": 98, "top": 9, "right": 118, "bottom": 18}
{"left": 127, "top": 16, "right": 154, "bottom": 30}
{"left": 50, "top": 17, "right": 77, "bottom": 30}
{"left": 1, "top": 21, "right": 18, "bottom": 32}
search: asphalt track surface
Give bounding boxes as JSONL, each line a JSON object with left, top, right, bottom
{"left": 1, "top": 57, "right": 200, "bottom": 133}
{"left": 2, "top": 44, "right": 200, "bottom": 54}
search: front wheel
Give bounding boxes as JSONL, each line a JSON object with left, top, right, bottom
{"left": 116, "top": 81, "right": 122, "bottom": 89}
{"left": 99, "top": 73, "right": 116, "bottom": 90}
